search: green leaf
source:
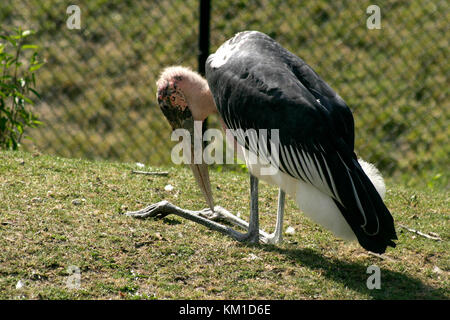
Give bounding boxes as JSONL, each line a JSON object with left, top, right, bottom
{"left": 10, "top": 30, "right": 33, "bottom": 40}
{"left": 13, "top": 92, "right": 33, "bottom": 105}
{"left": 14, "top": 91, "right": 26, "bottom": 99}
{"left": 29, "top": 88, "right": 41, "bottom": 99}
{"left": 29, "top": 63, "right": 44, "bottom": 72}
{"left": 0, "top": 82, "right": 18, "bottom": 90}
{"left": 22, "top": 44, "right": 39, "bottom": 50}
{"left": 1, "top": 52, "right": 13, "bottom": 59}
{"left": 16, "top": 123, "right": 23, "bottom": 134}
{"left": 30, "top": 120, "right": 43, "bottom": 128}
{"left": 6, "top": 58, "right": 17, "bottom": 68}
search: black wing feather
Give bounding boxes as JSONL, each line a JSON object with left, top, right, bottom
{"left": 206, "top": 31, "right": 397, "bottom": 253}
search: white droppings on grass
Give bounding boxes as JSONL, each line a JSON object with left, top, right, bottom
{"left": 285, "top": 226, "right": 295, "bottom": 235}
{"left": 15, "top": 280, "right": 25, "bottom": 289}
{"left": 245, "top": 253, "right": 261, "bottom": 261}
{"left": 164, "top": 184, "right": 174, "bottom": 192}
{"left": 433, "top": 266, "right": 443, "bottom": 274}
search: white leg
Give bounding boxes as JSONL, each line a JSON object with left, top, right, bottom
{"left": 265, "top": 188, "right": 285, "bottom": 244}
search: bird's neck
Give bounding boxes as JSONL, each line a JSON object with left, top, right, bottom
{"left": 178, "top": 79, "right": 217, "bottom": 122}
{"left": 192, "top": 87, "right": 217, "bottom": 121}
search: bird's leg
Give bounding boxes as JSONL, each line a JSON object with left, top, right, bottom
{"left": 216, "top": 188, "right": 286, "bottom": 244}
{"left": 124, "top": 177, "right": 287, "bottom": 244}
{"left": 248, "top": 174, "right": 261, "bottom": 242}
{"left": 211, "top": 187, "right": 286, "bottom": 244}
{"left": 205, "top": 174, "right": 262, "bottom": 243}
{"left": 124, "top": 174, "right": 271, "bottom": 243}
{"left": 265, "top": 188, "right": 285, "bottom": 244}
{"left": 235, "top": 174, "right": 261, "bottom": 243}
{"left": 124, "top": 200, "right": 248, "bottom": 240}
{"left": 125, "top": 176, "right": 269, "bottom": 243}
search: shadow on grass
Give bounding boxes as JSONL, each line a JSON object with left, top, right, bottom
{"left": 254, "top": 244, "right": 448, "bottom": 300}
{"left": 130, "top": 207, "right": 447, "bottom": 299}
{"left": 161, "top": 217, "right": 183, "bottom": 225}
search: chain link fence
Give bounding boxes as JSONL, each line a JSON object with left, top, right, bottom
{"left": 1, "top": 0, "right": 448, "bottom": 186}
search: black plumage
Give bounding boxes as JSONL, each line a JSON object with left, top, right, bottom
{"left": 206, "top": 31, "right": 397, "bottom": 253}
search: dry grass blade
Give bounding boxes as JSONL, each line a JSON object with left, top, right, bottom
{"left": 131, "top": 170, "right": 169, "bottom": 176}
{"left": 367, "top": 252, "right": 397, "bottom": 262}
{"left": 398, "top": 224, "right": 442, "bottom": 241}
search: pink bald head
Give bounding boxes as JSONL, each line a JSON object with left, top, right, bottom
{"left": 156, "top": 66, "right": 217, "bottom": 122}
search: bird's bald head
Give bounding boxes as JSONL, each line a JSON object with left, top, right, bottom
{"left": 156, "top": 66, "right": 216, "bottom": 127}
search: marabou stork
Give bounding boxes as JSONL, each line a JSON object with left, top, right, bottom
{"left": 127, "top": 31, "right": 397, "bottom": 254}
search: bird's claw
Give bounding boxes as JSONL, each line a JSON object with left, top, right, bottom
{"left": 198, "top": 208, "right": 219, "bottom": 220}
{"left": 198, "top": 206, "right": 232, "bottom": 221}
{"left": 124, "top": 200, "right": 172, "bottom": 219}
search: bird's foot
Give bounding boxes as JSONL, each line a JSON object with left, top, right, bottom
{"left": 124, "top": 201, "right": 271, "bottom": 244}
{"left": 199, "top": 206, "right": 248, "bottom": 229}
{"left": 261, "top": 232, "right": 283, "bottom": 245}
{"left": 210, "top": 206, "right": 282, "bottom": 244}
{"left": 124, "top": 200, "right": 175, "bottom": 219}
{"left": 197, "top": 208, "right": 221, "bottom": 221}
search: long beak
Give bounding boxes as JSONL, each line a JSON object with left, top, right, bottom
{"left": 188, "top": 120, "right": 215, "bottom": 212}
{"left": 189, "top": 161, "right": 215, "bottom": 212}
{"left": 158, "top": 83, "right": 215, "bottom": 212}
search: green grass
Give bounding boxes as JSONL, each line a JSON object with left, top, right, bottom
{"left": 0, "top": 150, "right": 448, "bottom": 299}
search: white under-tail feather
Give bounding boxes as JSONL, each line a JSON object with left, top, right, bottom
{"left": 357, "top": 158, "right": 386, "bottom": 199}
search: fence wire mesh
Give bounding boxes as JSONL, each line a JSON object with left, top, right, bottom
{"left": 1, "top": 0, "right": 448, "bottom": 186}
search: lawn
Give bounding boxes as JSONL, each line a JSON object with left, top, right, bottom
{"left": 0, "top": 150, "right": 448, "bottom": 299}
